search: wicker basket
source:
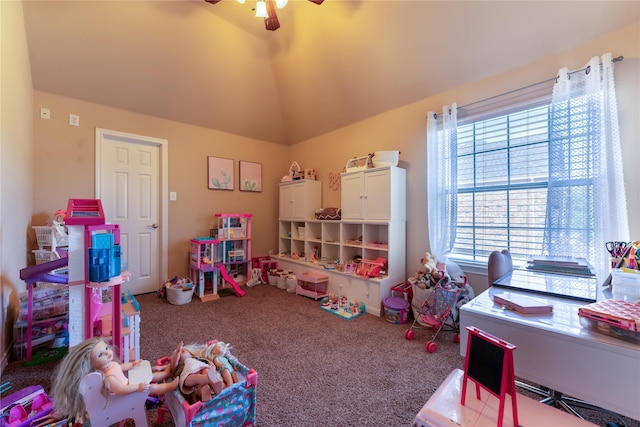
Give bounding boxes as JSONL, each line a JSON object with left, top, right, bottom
{"left": 166, "top": 285, "right": 194, "bottom": 305}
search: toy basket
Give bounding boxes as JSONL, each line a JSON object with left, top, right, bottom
{"left": 166, "top": 284, "right": 194, "bottom": 305}
{"left": 33, "top": 225, "right": 69, "bottom": 250}
{"left": 33, "top": 249, "right": 60, "bottom": 265}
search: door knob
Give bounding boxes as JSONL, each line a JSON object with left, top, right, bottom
{"left": 150, "top": 223, "right": 159, "bottom": 229}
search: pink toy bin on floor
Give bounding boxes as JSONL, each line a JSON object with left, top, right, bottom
{"left": 383, "top": 297, "right": 410, "bottom": 324}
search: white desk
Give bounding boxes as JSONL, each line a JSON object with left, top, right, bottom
{"left": 415, "top": 369, "right": 598, "bottom": 427}
{"left": 459, "top": 286, "right": 640, "bottom": 421}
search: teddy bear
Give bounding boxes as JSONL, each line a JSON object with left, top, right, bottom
{"left": 420, "top": 252, "right": 438, "bottom": 276}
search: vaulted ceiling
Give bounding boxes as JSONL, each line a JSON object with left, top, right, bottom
{"left": 22, "top": 1, "right": 640, "bottom": 145}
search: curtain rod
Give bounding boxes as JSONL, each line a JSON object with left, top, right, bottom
{"left": 429, "top": 55, "right": 624, "bottom": 119}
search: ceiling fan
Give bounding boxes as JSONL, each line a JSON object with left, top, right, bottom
{"left": 205, "top": 0, "right": 324, "bottom": 31}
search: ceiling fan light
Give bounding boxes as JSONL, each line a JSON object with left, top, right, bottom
{"left": 275, "top": 0, "right": 288, "bottom": 8}
{"left": 255, "top": 0, "right": 268, "bottom": 17}
{"left": 237, "top": 0, "right": 245, "bottom": 4}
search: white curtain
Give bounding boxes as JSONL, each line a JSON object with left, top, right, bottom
{"left": 544, "top": 53, "right": 629, "bottom": 275}
{"left": 426, "top": 104, "right": 457, "bottom": 261}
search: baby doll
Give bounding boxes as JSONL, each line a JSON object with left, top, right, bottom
{"left": 50, "top": 337, "right": 178, "bottom": 422}
{"left": 204, "top": 341, "right": 239, "bottom": 389}
{"left": 172, "top": 341, "right": 225, "bottom": 403}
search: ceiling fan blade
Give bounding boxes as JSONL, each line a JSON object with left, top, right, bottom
{"left": 204, "top": 0, "right": 222, "bottom": 4}
{"left": 308, "top": 0, "right": 324, "bottom": 4}
{"left": 265, "top": 0, "right": 280, "bottom": 31}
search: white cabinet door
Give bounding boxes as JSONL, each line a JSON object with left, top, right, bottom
{"left": 279, "top": 180, "right": 322, "bottom": 220}
{"left": 362, "top": 169, "right": 390, "bottom": 220}
{"left": 279, "top": 184, "right": 296, "bottom": 219}
{"left": 290, "top": 184, "right": 308, "bottom": 219}
{"left": 341, "top": 169, "right": 391, "bottom": 220}
{"left": 341, "top": 173, "right": 364, "bottom": 219}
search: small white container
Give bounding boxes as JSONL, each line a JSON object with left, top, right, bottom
{"left": 372, "top": 150, "right": 399, "bottom": 168}
{"left": 286, "top": 275, "right": 297, "bottom": 293}
{"left": 611, "top": 269, "right": 640, "bottom": 303}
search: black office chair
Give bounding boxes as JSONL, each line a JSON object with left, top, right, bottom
{"left": 487, "top": 250, "right": 627, "bottom": 427}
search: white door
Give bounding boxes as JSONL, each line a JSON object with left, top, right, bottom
{"left": 95, "top": 129, "right": 168, "bottom": 295}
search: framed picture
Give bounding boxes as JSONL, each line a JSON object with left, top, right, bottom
{"left": 239, "top": 161, "right": 262, "bottom": 192}
{"left": 208, "top": 156, "right": 234, "bottom": 190}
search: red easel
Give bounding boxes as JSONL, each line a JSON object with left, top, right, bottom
{"left": 461, "top": 326, "right": 518, "bottom": 427}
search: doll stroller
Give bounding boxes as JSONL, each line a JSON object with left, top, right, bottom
{"left": 403, "top": 279, "right": 462, "bottom": 353}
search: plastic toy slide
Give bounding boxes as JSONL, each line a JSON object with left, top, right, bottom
{"left": 215, "top": 264, "right": 245, "bottom": 297}
{"left": 19, "top": 257, "right": 68, "bottom": 285}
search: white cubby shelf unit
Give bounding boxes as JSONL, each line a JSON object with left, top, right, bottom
{"left": 277, "top": 219, "right": 405, "bottom": 316}
{"left": 277, "top": 166, "right": 406, "bottom": 317}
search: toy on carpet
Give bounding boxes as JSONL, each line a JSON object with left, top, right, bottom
{"left": 246, "top": 268, "right": 263, "bottom": 287}
{"left": 155, "top": 340, "right": 257, "bottom": 427}
{"left": 0, "top": 385, "right": 53, "bottom": 427}
{"left": 171, "top": 341, "right": 225, "bottom": 404}
{"left": 46, "top": 337, "right": 178, "bottom": 424}
{"left": 320, "top": 294, "right": 366, "bottom": 320}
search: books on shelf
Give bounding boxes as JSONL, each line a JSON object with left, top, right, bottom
{"left": 525, "top": 256, "right": 594, "bottom": 276}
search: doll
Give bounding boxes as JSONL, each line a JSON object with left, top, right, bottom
{"left": 50, "top": 337, "right": 178, "bottom": 422}
{"left": 204, "top": 341, "right": 239, "bottom": 388}
{"left": 172, "top": 341, "right": 225, "bottom": 403}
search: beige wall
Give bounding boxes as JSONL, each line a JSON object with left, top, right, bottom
{"left": 1, "top": 0, "right": 35, "bottom": 372}
{"left": 28, "top": 23, "right": 640, "bottom": 297}
{"left": 32, "top": 92, "right": 290, "bottom": 286}
{"left": 290, "top": 23, "right": 640, "bottom": 293}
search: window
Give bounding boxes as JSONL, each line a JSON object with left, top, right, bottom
{"left": 429, "top": 55, "right": 629, "bottom": 274}
{"left": 453, "top": 104, "right": 552, "bottom": 264}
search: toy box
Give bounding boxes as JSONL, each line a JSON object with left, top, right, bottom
{"left": 578, "top": 299, "right": 640, "bottom": 344}
{"left": 159, "top": 357, "right": 257, "bottom": 427}
{"left": 0, "top": 385, "right": 53, "bottom": 427}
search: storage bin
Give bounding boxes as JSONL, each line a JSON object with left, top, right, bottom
{"left": 33, "top": 225, "right": 69, "bottom": 250}
{"left": 383, "top": 297, "right": 410, "bottom": 324}
{"left": 611, "top": 268, "right": 640, "bottom": 303}
{"left": 33, "top": 249, "right": 60, "bottom": 265}
{"left": 286, "top": 275, "right": 297, "bottom": 293}
{"left": 578, "top": 299, "right": 640, "bottom": 344}
{"left": 372, "top": 150, "right": 399, "bottom": 168}
{"left": 166, "top": 285, "right": 194, "bottom": 305}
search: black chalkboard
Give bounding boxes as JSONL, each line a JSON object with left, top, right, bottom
{"left": 466, "top": 332, "right": 505, "bottom": 395}
{"left": 461, "top": 326, "right": 518, "bottom": 427}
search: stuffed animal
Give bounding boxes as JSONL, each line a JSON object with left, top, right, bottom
{"left": 420, "top": 252, "right": 438, "bottom": 276}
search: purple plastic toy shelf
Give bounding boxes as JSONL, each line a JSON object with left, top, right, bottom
{"left": 18, "top": 257, "right": 69, "bottom": 362}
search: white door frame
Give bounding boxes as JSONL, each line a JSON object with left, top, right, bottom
{"left": 94, "top": 128, "right": 169, "bottom": 284}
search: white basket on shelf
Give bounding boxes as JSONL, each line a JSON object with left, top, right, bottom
{"left": 33, "top": 249, "right": 60, "bottom": 265}
{"left": 33, "top": 225, "right": 69, "bottom": 250}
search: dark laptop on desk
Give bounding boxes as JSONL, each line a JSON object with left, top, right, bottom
{"left": 492, "top": 269, "right": 597, "bottom": 302}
